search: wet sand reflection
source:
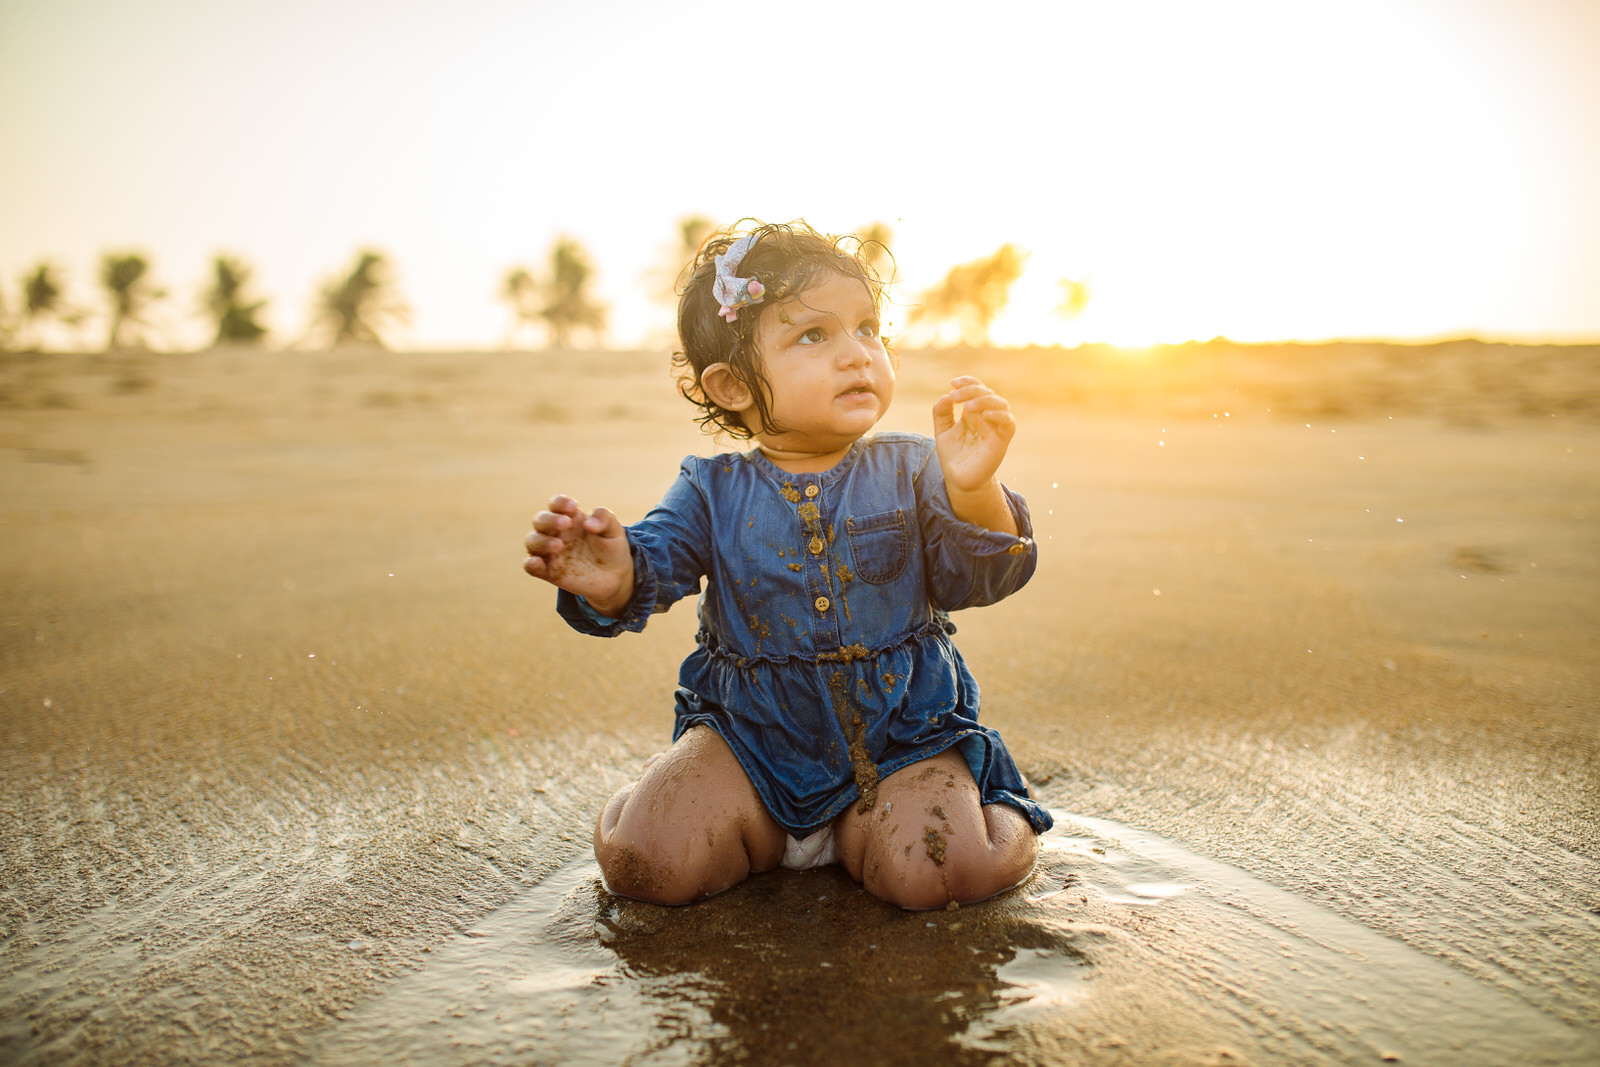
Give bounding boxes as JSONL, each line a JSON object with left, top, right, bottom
{"left": 592, "top": 863, "right": 1090, "bottom": 1063}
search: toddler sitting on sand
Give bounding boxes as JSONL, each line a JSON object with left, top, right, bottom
{"left": 523, "top": 221, "right": 1049, "bottom": 909}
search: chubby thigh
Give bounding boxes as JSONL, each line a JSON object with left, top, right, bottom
{"left": 834, "top": 747, "right": 1040, "bottom": 910}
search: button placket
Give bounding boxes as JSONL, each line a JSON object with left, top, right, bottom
{"left": 792, "top": 482, "right": 839, "bottom": 643}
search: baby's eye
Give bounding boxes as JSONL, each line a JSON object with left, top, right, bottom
{"left": 857, "top": 320, "right": 880, "bottom": 340}
{"left": 798, "top": 327, "right": 827, "bottom": 345}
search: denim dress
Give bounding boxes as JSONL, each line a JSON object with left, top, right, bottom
{"left": 558, "top": 432, "right": 1052, "bottom": 837}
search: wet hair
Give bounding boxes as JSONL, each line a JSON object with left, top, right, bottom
{"left": 673, "top": 220, "right": 892, "bottom": 439}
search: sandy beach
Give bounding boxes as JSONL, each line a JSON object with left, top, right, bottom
{"left": 2, "top": 341, "right": 1598, "bottom": 1064}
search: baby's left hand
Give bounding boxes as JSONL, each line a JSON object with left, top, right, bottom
{"left": 932, "top": 376, "right": 1017, "bottom": 493}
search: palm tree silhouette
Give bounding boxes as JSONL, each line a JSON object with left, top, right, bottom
{"left": 99, "top": 252, "right": 164, "bottom": 351}
{"left": 203, "top": 254, "right": 269, "bottom": 346}
{"left": 15, "top": 262, "right": 81, "bottom": 350}
{"left": 640, "top": 216, "right": 716, "bottom": 341}
{"left": 909, "top": 244, "right": 1028, "bottom": 347}
{"left": 856, "top": 221, "right": 895, "bottom": 282}
{"left": 539, "top": 237, "right": 606, "bottom": 349}
{"left": 500, "top": 266, "right": 540, "bottom": 349}
{"left": 667, "top": 215, "right": 716, "bottom": 296}
{"left": 313, "top": 250, "right": 407, "bottom": 349}
{"left": 1057, "top": 276, "right": 1091, "bottom": 319}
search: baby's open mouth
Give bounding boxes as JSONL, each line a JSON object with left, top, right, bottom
{"left": 839, "top": 384, "right": 873, "bottom": 396}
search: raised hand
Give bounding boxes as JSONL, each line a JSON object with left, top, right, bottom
{"left": 523, "top": 494, "right": 634, "bottom": 615}
{"left": 931, "top": 376, "right": 1017, "bottom": 494}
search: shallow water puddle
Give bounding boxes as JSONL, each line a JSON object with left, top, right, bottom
{"left": 314, "top": 812, "right": 1598, "bottom": 1065}
{"left": 313, "top": 856, "right": 1087, "bottom": 1065}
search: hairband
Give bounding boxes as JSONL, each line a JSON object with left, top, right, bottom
{"left": 712, "top": 234, "right": 766, "bottom": 322}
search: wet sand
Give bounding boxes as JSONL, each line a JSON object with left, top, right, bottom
{"left": 2, "top": 342, "right": 1598, "bottom": 1064}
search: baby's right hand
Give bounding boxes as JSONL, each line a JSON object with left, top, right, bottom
{"left": 523, "top": 495, "right": 634, "bottom": 615}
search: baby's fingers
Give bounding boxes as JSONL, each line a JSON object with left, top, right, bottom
{"left": 983, "top": 408, "right": 1017, "bottom": 439}
{"left": 958, "top": 391, "right": 1011, "bottom": 415}
{"left": 524, "top": 528, "right": 567, "bottom": 558}
{"left": 530, "top": 509, "right": 572, "bottom": 537}
{"left": 585, "top": 506, "right": 624, "bottom": 539}
{"left": 944, "top": 376, "right": 1002, "bottom": 400}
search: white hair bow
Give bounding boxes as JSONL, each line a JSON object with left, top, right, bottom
{"left": 712, "top": 234, "right": 766, "bottom": 322}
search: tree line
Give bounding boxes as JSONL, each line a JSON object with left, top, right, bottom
{"left": 0, "top": 219, "right": 1086, "bottom": 353}
{"left": 1, "top": 249, "right": 420, "bottom": 354}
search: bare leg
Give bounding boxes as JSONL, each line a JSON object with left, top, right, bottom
{"left": 834, "top": 748, "right": 1039, "bottom": 910}
{"left": 593, "top": 725, "right": 787, "bottom": 905}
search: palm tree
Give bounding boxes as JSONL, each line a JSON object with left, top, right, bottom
{"left": 856, "top": 221, "right": 895, "bottom": 281}
{"left": 203, "top": 254, "right": 269, "bottom": 346}
{"left": 500, "top": 266, "right": 540, "bottom": 348}
{"left": 638, "top": 216, "right": 717, "bottom": 341}
{"left": 540, "top": 237, "right": 606, "bottom": 349}
{"left": 668, "top": 215, "right": 716, "bottom": 296}
{"left": 12, "top": 262, "right": 74, "bottom": 349}
{"left": 313, "top": 249, "right": 407, "bottom": 348}
{"left": 909, "top": 244, "right": 1028, "bottom": 346}
{"left": 1057, "top": 276, "right": 1091, "bottom": 320}
{"left": 99, "top": 252, "right": 165, "bottom": 351}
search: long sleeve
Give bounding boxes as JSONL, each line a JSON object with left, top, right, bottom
{"left": 556, "top": 462, "right": 713, "bottom": 636}
{"left": 913, "top": 446, "right": 1037, "bottom": 612}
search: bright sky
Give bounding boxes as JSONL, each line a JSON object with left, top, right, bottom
{"left": 3, "top": 0, "right": 1598, "bottom": 349}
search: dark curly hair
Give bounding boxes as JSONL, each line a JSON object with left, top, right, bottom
{"left": 673, "top": 220, "right": 892, "bottom": 439}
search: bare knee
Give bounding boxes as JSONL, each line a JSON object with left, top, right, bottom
{"left": 846, "top": 797, "right": 1040, "bottom": 910}
{"left": 594, "top": 834, "right": 697, "bottom": 906}
{"left": 594, "top": 806, "right": 765, "bottom": 906}
{"left": 591, "top": 730, "right": 785, "bottom": 905}
{"left": 592, "top": 785, "right": 693, "bottom": 905}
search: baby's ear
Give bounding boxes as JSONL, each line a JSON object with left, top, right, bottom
{"left": 700, "top": 362, "right": 754, "bottom": 413}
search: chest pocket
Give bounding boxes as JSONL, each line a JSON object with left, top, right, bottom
{"left": 845, "top": 509, "right": 909, "bottom": 585}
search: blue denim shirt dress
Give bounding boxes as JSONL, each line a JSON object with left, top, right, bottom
{"left": 557, "top": 432, "right": 1052, "bottom": 837}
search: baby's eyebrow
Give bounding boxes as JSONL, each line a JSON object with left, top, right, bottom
{"left": 782, "top": 300, "right": 874, "bottom": 330}
{"left": 781, "top": 302, "right": 831, "bottom": 326}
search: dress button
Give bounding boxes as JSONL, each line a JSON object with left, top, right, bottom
{"left": 814, "top": 596, "right": 830, "bottom": 612}
{"left": 804, "top": 484, "right": 819, "bottom": 498}
{"left": 809, "top": 537, "right": 824, "bottom": 555}
{"left": 1008, "top": 539, "right": 1031, "bottom": 555}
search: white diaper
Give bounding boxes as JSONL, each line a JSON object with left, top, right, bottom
{"left": 780, "top": 826, "right": 839, "bottom": 870}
